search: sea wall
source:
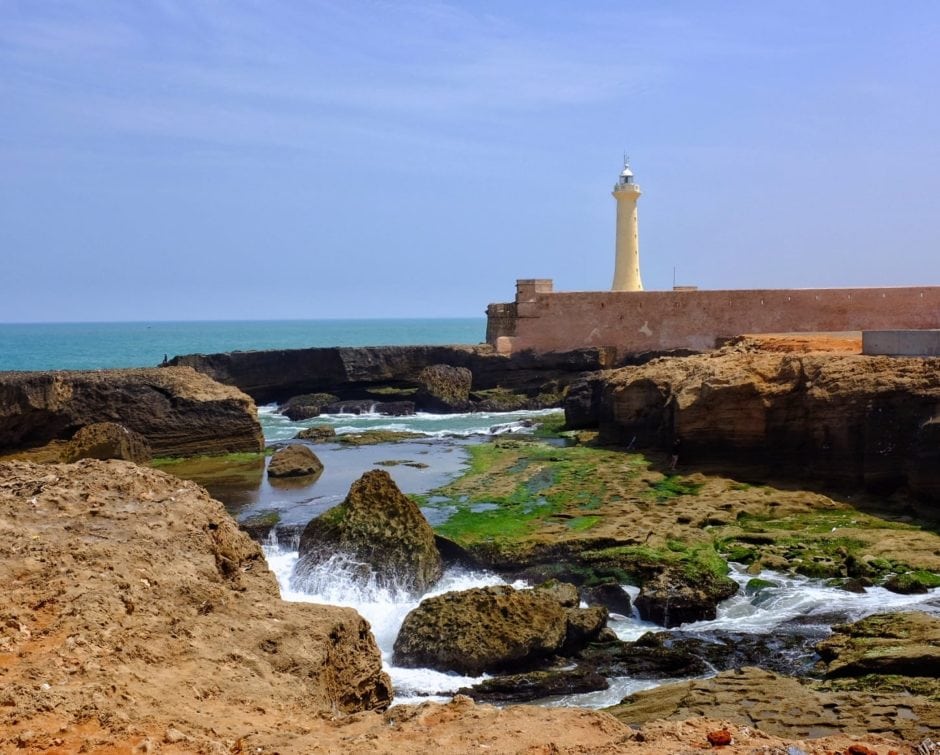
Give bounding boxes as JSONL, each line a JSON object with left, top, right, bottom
{"left": 487, "top": 281, "right": 940, "bottom": 358}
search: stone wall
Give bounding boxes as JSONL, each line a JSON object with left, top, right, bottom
{"left": 487, "top": 282, "right": 940, "bottom": 358}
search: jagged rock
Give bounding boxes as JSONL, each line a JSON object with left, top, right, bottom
{"left": 415, "top": 364, "right": 472, "bottom": 412}
{"left": 279, "top": 393, "right": 339, "bottom": 420}
{"left": 634, "top": 569, "right": 738, "bottom": 628}
{"left": 294, "top": 470, "right": 442, "bottom": 594}
{"left": 582, "top": 583, "right": 633, "bottom": 615}
{"left": 577, "top": 634, "right": 710, "bottom": 679}
{"left": 62, "top": 422, "right": 152, "bottom": 464}
{"left": 0, "top": 460, "right": 391, "bottom": 743}
{"left": 294, "top": 425, "right": 337, "bottom": 442}
{"left": 563, "top": 375, "right": 604, "bottom": 430}
{"left": 0, "top": 367, "right": 263, "bottom": 457}
{"left": 595, "top": 347, "right": 940, "bottom": 500}
{"left": 267, "top": 444, "right": 324, "bottom": 479}
{"left": 816, "top": 611, "right": 940, "bottom": 678}
{"left": 393, "top": 585, "right": 568, "bottom": 675}
{"left": 457, "top": 667, "right": 608, "bottom": 703}
{"left": 534, "top": 580, "right": 580, "bottom": 608}
{"left": 563, "top": 606, "right": 609, "bottom": 651}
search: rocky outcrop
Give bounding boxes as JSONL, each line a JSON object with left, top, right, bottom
{"left": 168, "top": 344, "right": 614, "bottom": 407}
{"left": 294, "top": 470, "right": 443, "bottom": 594}
{"left": 816, "top": 611, "right": 940, "bottom": 679}
{"left": 582, "top": 346, "right": 940, "bottom": 499}
{"left": 62, "top": 421, "right": 152, "bottom": 463}
{"left": 393, "top": 586, "right": 568, "bottom": 675}
{"left": 393, "top": 584, "right": 609, "bottom": 676}
{"left": 608, "top": 666, "right": 938, "bottom": 742}
{"left": 279, "top": 392, "right": 339, "bottom": 420}
{"left": 416, "top": 364, "right": 472, "bottom": 412}
{"left": 0, "top": 367, "right": 263, "bottom": 457}
{"left": 0, "top": 460, "right": 391, "bottom": 750}
{"left": 634, "top": 570, "right": 739, "bottom": 628}
{"left": 295, "top": 424, "right": 337, "bottom": 442}
{"left": 267, "top": 444, "right": 324, "bottom": 479}
{"left": 457, "top": 668, "right": 609, "bottom": 703}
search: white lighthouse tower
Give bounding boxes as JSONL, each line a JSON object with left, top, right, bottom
{"left": 611, "top": 159, "right": 643, "bottom": 291}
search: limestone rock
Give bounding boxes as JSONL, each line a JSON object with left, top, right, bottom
{"left": 595, "top": 348, "right": 940, "bottom": 500}
{"left": 294, "top": 469, "right": 442, "bottom": 594}
{"left": 583, "top": 583, "right": 633, "bottom": 616}
{"left": 608, "top": 666, "right": 938, "bottom": 741}
{"left": 534, "top": 579, "right": 580, "bottom": 608}
{"left": 816, "top": 611, "right": 940, "bottom": 678}
{"left": 62, "top": 422, "right": 152, "bottom": 464}
{"left": 415, "top": 364, "right": 472, "bottom": 412}
{"left": 634, "top": 569, "right": 738, "bottom": 628}
{"left": 393, "top": 585, "right": 569, "bottom": 675}
{"left": 563, "top": 606, "right": 609, "bottom": 651}
{"left": 0, "top": 460, "right": 391, "bottom": 744}
{"left": 279, "top": 393, "right": 339, "bottom": 421}
{"left": 267, "top": 444, "right": 324, "bottom": 479}
{"left": 294, "top": 425, "right": 337, "bottom": 442}
{"left": 457, "top": 667, "right": 608, "bottom": 704}
{"left": 0, "top": 367, "right": 263, "bottom": 457}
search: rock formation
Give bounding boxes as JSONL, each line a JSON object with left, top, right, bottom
{"left": 267, "top": 444, "right": 324, "bottom": 479}
{"left": 415, "top": 364, "right": 472, "bottom": 412}
{"left": 569, "top": 345, "right": 940, "bottom": 500}
{"left": 0, "top": 460, "right": 391, "bottom": 751}
{"left": 393, "top": 584, "right": 609, "bottom": 676}
{"left": 62, "top": 421, "right": 152, "bottom": 463}
{"left": 168, "top": 344, "right": 614, "bottom": 406}
{"left": 279, "top": 392, "right": 339, "bottom": 420}
{"left": 294, "top": 424, "right": 337, "bottom": 441}
{"left": 0, "top": 367, "right": 263, "bottom": 457}
{"left": 294, "top": 469, "right": 443, "bottom": 594}
{"left": 816, "top": 611, "right": 940, "bottom": 679}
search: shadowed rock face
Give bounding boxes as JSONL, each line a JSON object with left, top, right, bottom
{"left": 0, "top": 367, "right": 264, "bottom": 457}
{"left": 62, "top": 422, "right": 152, "bottom": 464}
{"left": 579, "top": 347, "right": 940, "bottom": 500}
{"left": 169, "top": 344, "right": 614, "bottom": 406}
{"left": 294, "top": 469, "right": 443, "bottom": 595}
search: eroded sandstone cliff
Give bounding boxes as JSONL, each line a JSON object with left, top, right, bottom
{"left": 578, "top": 345, "right": 940, "bottom": 500}
{"left": 0, "top": 367, "right": 263, "bottom": 456}
{"left": 0, "top": 460, "right": 391, "bottom": 752}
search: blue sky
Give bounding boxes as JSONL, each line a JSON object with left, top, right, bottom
{"left": 2, "top": 1, "right": 939, "bottom": 322}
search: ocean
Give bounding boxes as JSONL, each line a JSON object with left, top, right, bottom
{"left": 0, "top": 318, "right": 486, "bottom": 372}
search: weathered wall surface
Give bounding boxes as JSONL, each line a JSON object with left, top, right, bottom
{"left": 488, "top": 285, "right": 940, "bottom": 358}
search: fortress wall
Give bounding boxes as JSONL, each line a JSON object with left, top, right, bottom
{"left": 488, "top": 284, "right": 940, "bottom": 357}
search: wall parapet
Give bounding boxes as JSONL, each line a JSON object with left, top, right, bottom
{"left": 487, "top": 279, "right": 940, "bottom": 358}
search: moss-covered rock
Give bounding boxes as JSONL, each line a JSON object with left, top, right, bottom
{"left": 295, "top": 470, "right": 442, "bottom": 595}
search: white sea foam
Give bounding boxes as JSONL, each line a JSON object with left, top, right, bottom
{"left": 265, "top": 544, "right": 939, "bottom": 709}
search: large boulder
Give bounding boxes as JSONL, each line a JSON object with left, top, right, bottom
{"left": 279, "top": 393, "right": 339, "bottom": 421}
{"left": 62, "top": 422, "right": 152, "bottom": 464}
{"left": 393, "top": 585, "right": 568, "bottom": 675}
{"left": 634, "top": 569, "right": 738, "bottom": 628}
{"left": 0, "top": 367, "right": 263, "bottom": 457}
{"left": 294, "top": 469, "right": 442, "bottom": 594}
{"left": 415, "top": 364, "right": 472, "bottom": 412}
{"left": 267, "top": 444, "right": 324, "bottom": 479}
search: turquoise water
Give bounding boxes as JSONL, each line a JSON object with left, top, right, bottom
{"left": 0, "top": 318, "right": 485, "bottom": 372}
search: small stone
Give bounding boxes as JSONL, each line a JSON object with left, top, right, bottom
{"left": 164, "top": 727, "right": 187, "bottom": 744}
{"left": 706, "top": 729, "right": 733, "bottom": 746}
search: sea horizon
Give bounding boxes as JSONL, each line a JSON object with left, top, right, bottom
{"left": 0, "top": 317, "right": 487, "bottom": 372}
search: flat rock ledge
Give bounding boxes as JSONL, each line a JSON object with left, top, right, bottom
{"left": 0, "top": 460, "right": 391, "bottom": 753}
{"left": 0, "top": 367, "right": 264, "bottom": 457}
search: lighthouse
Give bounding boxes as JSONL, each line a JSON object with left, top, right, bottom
{"left": 611, "top": 159, "right": 643, "bottom": 291}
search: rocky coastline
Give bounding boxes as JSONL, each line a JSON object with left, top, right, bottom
{"left": 1, "top": 337, "right": 938, "bottom": 752}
